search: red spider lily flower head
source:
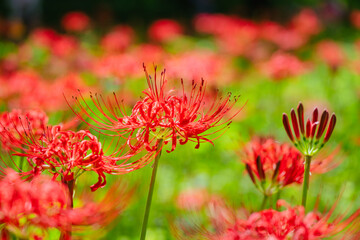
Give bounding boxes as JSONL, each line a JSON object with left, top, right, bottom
{"left": 175, "top": 197, "right": 360, "bottom": 240}
{"left": 71, "top": 65, "right": 244, "bottom": 155}
{"left": 1, "top": 124, "right": 141, "bottom": 191}
{"left": 0, "top": 109, "right": 48, "bottom": 151}
{"left": 30, "top": 28, "right": 60, "bottom": 48}
{"left": 282, "top": 102, "right": 336, "bottom": 156}
{"left": 52, "top": 35, "right": 79, "bottom": 58}
{"left": 61, "top": 11, "right": 90, "bottom": 32}
{"left": 101, "top": 25, "right": 134, "bottom": 52}
{"left": 164, "top": 50, "right": 234, "bottom": 86}
{"left": 261, "top": 51, "right": 309, "bottom": 80}
{"left": 316, "top": 40, "right": 345, "bottom": 71}
{"left": 216, "top": 200, "right": 360, "bottom": 240}
{"left": 242, "top": 137, "right": 303, "bottom": 196}
{"left": 290, "top": 8, "right": 322, "bottom": 37}
{"left": 0, "top": 169, "right": 69, "bottom": 238}
{"left": 148, "top": 19, "right": 184, "bottom": 43}
{"left": 351, "top": 10, "right": 360, "bottom": 29}
{"left": 259, "top": 21, "right": 307, "bottom": 50}
{"left": 0, "top": 169, "right": 133, "bottom": 239}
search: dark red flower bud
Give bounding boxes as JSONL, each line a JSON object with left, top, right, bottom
{"left": 324, "top": 114, "right": 336, "bottom": 142}
{"left": 297, "top": 103, "right": 305, "bottom": 135}
{"left": 316, "top": 110, "right": 329, "bottom": 139}
{"left": 291, "top": 109, "right": 300, "bottom": 140}
{"left": 306, "top": 119, "right": 311, "bottom": 138}
{"left": 256, "top": 156, "right": 265, "bottom": 181}
{"left": 245, "top": 164, "right": 256, "bottom": 184}
{"left": 272, "top": 161, "right": 281, "bottom": 181}
{"left": 310, "top": 122, "right": 318, "bottom": 138}
{"left": 283, "top": 114, "right": 294, "bottom": 142}
{"left": 312, "top": 108, "right": 318, "bottom": 123}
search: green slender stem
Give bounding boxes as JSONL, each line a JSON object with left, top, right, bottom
{"left": 302, "top": 155, "right": 312, "bottom": 208}
{"left": 140, "top": 140, "right": 163, "bottom": 240}
{"left": 60, "top": 179, "right": 75, "bottom": 240}
{"left": 260, "top": 195, "right": 268, "bottom": 210}
{"left": 275, "top": 190, "right": 281, "bottom": 210}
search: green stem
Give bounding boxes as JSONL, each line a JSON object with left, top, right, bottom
{"left": 140, "top": 140, "right": 163, "bottom": 240}
{"left": 302, "top": 155, "right": 312, "bottom": 208}
{"left": 260, "top": 195, "right": 268, "bottom": 210}
{"left": 60, "top": 178, "right": 75, "bottom": 240}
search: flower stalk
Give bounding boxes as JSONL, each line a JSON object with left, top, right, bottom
{"left": 302, "top": 155, "right": 312, "bottom": 208}
{"left": 140, "top": 140, "right": 163, "bottom": 240}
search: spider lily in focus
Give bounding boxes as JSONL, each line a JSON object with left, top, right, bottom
{"left": 69, "top": 65, "right": 244, "bottom": 240}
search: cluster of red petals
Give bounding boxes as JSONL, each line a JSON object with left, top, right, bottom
{"left": 243, "top": 137, "right": 304, "bottom": 189}
{"left": 351, "top": 10, "right": 360, "bottom": 29}
{"left": 30, "top": 28, "right": 80, "bottom": 58}
{"left": 0, "top": 169, "right": 69, "bottom": 235}
{"left": 316, "top": 40, "right": 345, "bottom": 70}
{"left": 0, "top": 169, "right": 132, "bottom": 239}
{"left": 217, "top": 200, "right": 360, "bottom": 240}
{"left": 61, "top": 12, "right": 90, "bottom": 32}
{"left": 261, "top": 51, "right": 308, "bottom": 80}
{"left": 101, "top": 25, "right": 134, "bottom": 52}
{"left": 164, "top": 50, "right": 234, "bottom": 86}
{"left": 148, "top": 19, "right": 183, "bottom": 42}
{"left": 2, "top": 123, "right": 138, "bottom": 191}
{"left": 72, "top": 66, "right": 242, "bottom": 155}
{"left": 194, "top": 9, "right": 321, "bottom": 55}
{"left": 0, "top": 109, "right": 48, "bottom": 150}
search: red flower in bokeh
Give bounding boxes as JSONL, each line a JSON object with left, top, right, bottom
{"left": 101, "top": 25, "right": 134, "bottom": 52}
{"left": 350, "top": 10, "right": 360, "bottom": 29}
{"left": 316, "top": 40, "right": 345, "bottom": 70}
{"left": 61, "top": 12, "right": 90, "bottom": 32}
{"left": 72, "top": 65, "right": 243, "bottom": 154}
{"left": 0, "top": 169, "right": 133, "bottom": 239}
{"left": 261, "top": 51, "right": 308, "bottom": 80}
{"left": 290, "top": 8, "right": 322, "bottom": 37}
{"left": 218, "top": 200, "right": 360, "bottom": 240}
{"left": 148, "top": 19, "right": 183, "bottom": 42}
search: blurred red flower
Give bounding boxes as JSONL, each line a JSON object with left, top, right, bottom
{"left": 261, "top": 51, "right": 308, "bottom": 80}
{"left": 101, "top": 25, "right": 134, "bottom": 52}
{"left": 316, "top": 40, "right": 345, "bottom": 70}
{"left": 148, "top": 19, "right": 183, "bottom": 42}
{"left": 61, "top": 12, "right": 90, "bottom": 32}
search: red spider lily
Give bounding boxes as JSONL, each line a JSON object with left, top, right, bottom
{"left": 70, "top": 65, "right": 243, "bottom": 154}
{"left": 1, "top": 123, "right": 151, "bottom": 191}
{"left": 216, "top": 200, "right": 360, "bottom": 240}
{"left": 148, "top": 19, "right": 183, "bottom": 42}
{"left": 101, "top": 25, "right": 134, "bottom": 52}
{"left": 242, "top": 137, "right": 304, "bottom": 195}
{"left": 61, "top": 12, "right": 90, "bottom": 32}
{"left": 290, "top": 8, "right": 322, "bottom": 37}
{"left": 0, "top": 169, "right": 133, "bottom": 239}
{"left": 282, "top": 102, "right": 336, "bottom": 156}
{"left": 351, "top": 10, "right": 360, "bottom": 29}
{"left": 0, "top": 109, "right": 48, "bottom": 151}
{"left": 164, "top": 50, "right": 234, "bottom": 86}
{"left": 175, "top": 197, "right": 360, "bottom": 240}
{"left": 316, "top": 40, "right": 345, "bottom": 71}
{"left": 261, "top": 51, "right": 309, "bottom": 80}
